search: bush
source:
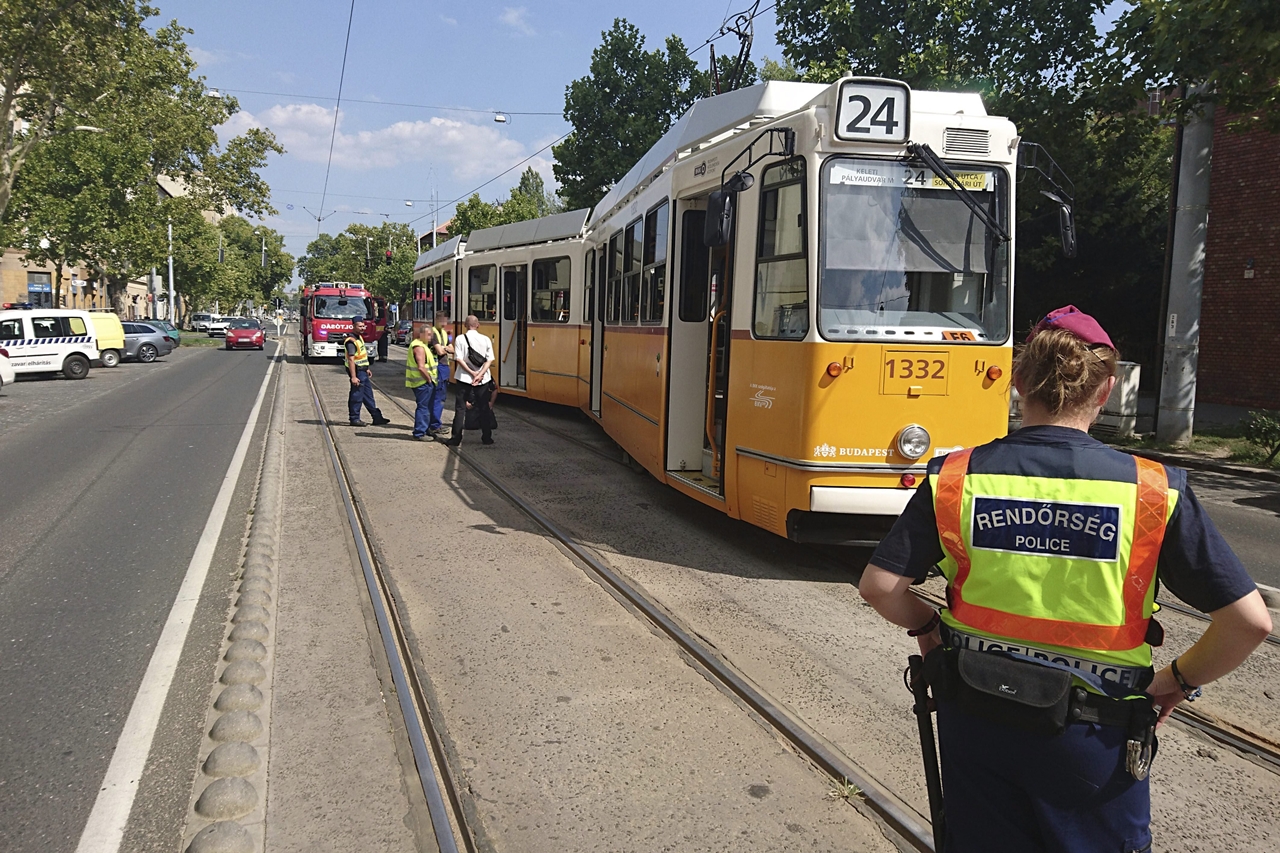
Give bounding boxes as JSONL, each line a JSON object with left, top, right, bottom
{"left": 1241, "top": 410, "right": 1280, "bottom": 464}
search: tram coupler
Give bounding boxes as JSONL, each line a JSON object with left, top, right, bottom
{"left": 908, "top": 653, "right": 946, "bottom": 852}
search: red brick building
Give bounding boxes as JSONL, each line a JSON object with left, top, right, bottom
{"left": 1198, "top": 115, "right": 1280, "bottom": 409}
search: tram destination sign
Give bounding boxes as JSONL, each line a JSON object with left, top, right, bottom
{"left": 829, "top": 162, "right": 995, "bottom": 192}
{"left": 834, "top": 79, "right": 911, "bottom": 144}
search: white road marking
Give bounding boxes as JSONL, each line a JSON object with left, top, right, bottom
{"left": 74, "top": 346, "right": 280, "bottom": 853}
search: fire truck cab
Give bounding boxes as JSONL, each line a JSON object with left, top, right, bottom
{"left": 299, "top": 282, "right": 385, "bottom": 361}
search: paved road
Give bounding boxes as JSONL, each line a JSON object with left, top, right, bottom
{"left": 1185, "top": 469, "right": 1280, "bottom": 590}
{"left": 0, "top": 343, "right": 277, "bottom": 852}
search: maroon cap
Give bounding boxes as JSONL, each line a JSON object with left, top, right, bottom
{"left": 1027, "top": 305, "right": 1115, "bottom": 350}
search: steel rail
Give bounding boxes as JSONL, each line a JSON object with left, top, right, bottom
{"left": 364, "top": 377, "right": 936, "bottom": 853}
{"left": 305, "top": 366, "right": 472, "bottom": 853}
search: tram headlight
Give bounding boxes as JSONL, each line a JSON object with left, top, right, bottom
{"left": 897, "top": 425, "right": 931, "bottom": 460}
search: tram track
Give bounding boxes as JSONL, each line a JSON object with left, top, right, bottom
{"left": 304, "top": 364, "right": 474, "bottom": 853}
{"left": 362, "top": 374, "right": 937, "bottom": 853}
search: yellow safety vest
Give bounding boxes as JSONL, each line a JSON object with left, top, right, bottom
{"left": 344, "top": 334, "right": 370, "bottom": 368}
{"left": 432, "top": 326, "right": 450, "bottom": 362}
{"left": 406, "top": 338, "right": 437, "bottom": 388}
{"left": 932, "top": 447, "right": 1177, "bottom": 681}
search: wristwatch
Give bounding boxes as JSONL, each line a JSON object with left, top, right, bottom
{"left": 1171, "top": 657, "right": 1202, "bottom": 701}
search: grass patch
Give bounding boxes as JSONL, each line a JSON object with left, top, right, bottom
{"left": 180, "top": 335, "right": 223, "bottom": 348}
{"left": 1100, "top": 426, "right": 1279, "bottom": 469}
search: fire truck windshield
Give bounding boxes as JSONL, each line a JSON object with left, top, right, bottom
{"left": 313, "top": 296, "right": 370, "bottom": 320}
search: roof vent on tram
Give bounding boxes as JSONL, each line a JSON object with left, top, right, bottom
{"left": 944, "top": 127, "right": 990, "bottom": 157}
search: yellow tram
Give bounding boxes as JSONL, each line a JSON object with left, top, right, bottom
{"left": 415, "top": 78, "right": 1044, "bottom": 544}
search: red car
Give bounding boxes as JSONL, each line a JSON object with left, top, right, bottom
{"left": 224, "top": 318, "right": 266, "bottom": 350}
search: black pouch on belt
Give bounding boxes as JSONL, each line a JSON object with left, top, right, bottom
{"left": 955, "top": 649, "right": 1074, "bottom": 736}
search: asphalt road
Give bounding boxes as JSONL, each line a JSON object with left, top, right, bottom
{"left": 0, "top": 342, "right": 278, "bottom": 853}
{"left": 1185, "top": 469, "right": 1280, "bottom": 590}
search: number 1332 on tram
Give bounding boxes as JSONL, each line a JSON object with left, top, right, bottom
{"left": 415, "top": 77, "right": 1074, "bottom": 544}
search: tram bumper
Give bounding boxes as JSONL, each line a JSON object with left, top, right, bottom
{"left": 786, "top": 487, "right": 915, "bottom": 546}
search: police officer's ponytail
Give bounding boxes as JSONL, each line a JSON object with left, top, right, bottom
{"left": 1013, "top": 328, "right": 1118, "bottom": 416}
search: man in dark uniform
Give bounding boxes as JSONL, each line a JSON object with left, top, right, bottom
{"left": 344, "top": 318, "right": 391, "bottom": 427}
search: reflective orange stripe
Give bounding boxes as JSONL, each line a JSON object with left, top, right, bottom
{"left": 935, "top": 451, "right": 1169, "bottom": 652}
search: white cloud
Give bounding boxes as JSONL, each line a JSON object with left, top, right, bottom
{"left": 440, "top": 15, "right": 457, "bottom": 26}
{"left": 499, "top": 7, "right": 535, "bottom": 37}
{"left": 189, "top": 46, "right": 225, "bottom": 67}
{"left": 223, "top": 103, "right": 528, "bottom": 182}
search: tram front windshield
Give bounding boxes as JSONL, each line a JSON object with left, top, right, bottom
{"left": 819, "top": 157, "right": 1009, "bottom": 343}
{"left": 313, "top": 296, "right": 371, "bottom": 320}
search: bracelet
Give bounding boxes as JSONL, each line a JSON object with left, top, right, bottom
{"left": 907, "top": 611, "right": 941, "bottom": 637}
{"left": 1171, "top": 657, "right": 1202, "bottom": 701}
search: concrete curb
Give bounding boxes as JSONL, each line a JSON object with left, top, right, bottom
{"left": 182, "top": 356, "right": 286, "bottom": 853}
{"left": 1129, "top": 448, "right": 1280, "bottom": 483}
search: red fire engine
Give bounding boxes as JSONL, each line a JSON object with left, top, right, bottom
{"left": 299, "top": 282, "right": 389, "bottom": 361}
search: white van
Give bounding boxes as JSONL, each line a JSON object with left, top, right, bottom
{"left": 190, "top": 312, "right": 214, "bottom": 332}
{"left": 0, "top": 308, "right": 99, "bottom": 380}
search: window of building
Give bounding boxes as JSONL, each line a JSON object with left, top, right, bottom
{"left": 754, "top": 159, "right": 808, "bottom": 339}
{"left": 532, "top": 256, "right": 571, "bottom": 323}
{"left": 623, "top": 218, "right": 642, "bottom": 324}
{"left": 468, "top": 264, "right": 496, "bottom": 320}
{"left": 27, "top": 272, "right": 52, "bottom": 309}
{"left": 640, "top": 202, "right": 669, "bottom": 324}
{"left": 606, "top": 232, "right": 623, "bottom": 324}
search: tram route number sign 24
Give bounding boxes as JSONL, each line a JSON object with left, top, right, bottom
{"left": 835, "top": 79, "right": 910, "bottom": 145}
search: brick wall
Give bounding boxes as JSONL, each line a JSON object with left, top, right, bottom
{"left": 1198, "top": 114, "right": 1280, "bottom": 409}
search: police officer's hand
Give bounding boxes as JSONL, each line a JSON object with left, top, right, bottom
{"left": 1145, "top": 666, "right": 1184, "bottom": 727}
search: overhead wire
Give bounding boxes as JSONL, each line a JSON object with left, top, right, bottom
{"left": 689, "top": 1, "right": 775, "bottom": 58}
{"left": 215, "top": 87, "right": 562, "bottom": 117}
{"left": 315, "top": 0, "right": 358, "bottom": 236}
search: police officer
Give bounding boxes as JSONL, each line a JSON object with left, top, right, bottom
{"left": 427, "top": 315, "right": 453, "bottom": 437}
{"left": 344, "top": 319, "right": 391, "bottom": 427}
{"left": 859, "top": 306, "right": 1273, "bottom": 853}
{"left": 406, "top": 323, "right": 438, "bottom": 440}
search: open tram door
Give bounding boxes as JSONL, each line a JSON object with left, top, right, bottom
{"left": 665, "top": 196, "right": 733, "bottom": 497}
{"left": 499, "top": 263, "right": 527, "bottom": 389}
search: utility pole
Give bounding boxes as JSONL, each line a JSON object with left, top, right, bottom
{"left": 1156, "top": 90, "right": 1214, "bottom": 445}
{"left": 167, "top": 221, "right": 175, "bottom": 323}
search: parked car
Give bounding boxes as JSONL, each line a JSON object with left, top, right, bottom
{"left": 224, "top": 318, "right": 265, "bottom": 350}
{"left": 190, "top": 312, "right": 214, "bottom": 333}
{"left": 122, "top": 321, "right": 174, "bottom": 362}
{"left": 143, "top": 318, "right": 181, "bottom": 345}
{"left": 0, "top": 347, "right": 14, "bottom": 389}
{"left": 87, "top": 310, "right": 126, "bottom": 368}
{"left": 206, "top": 316, "right": 231, "bottom": 337}
{"left": 0, "top": 308, "right": 98, "bottom": 379}
{"left": 393, "top": 320, "right": 413, "bottom": 345}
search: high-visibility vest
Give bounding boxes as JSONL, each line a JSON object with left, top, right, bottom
{"left": 932, "top": 447, "right": 1175, "bottom": 672}
{"left": 432, "top": 326, "right": 450, "bottom": 363}
{"left": 406, "top": 338, "right": 437, "bottom": 388}
{"left": 344, "top": 334, "right": 370, "bottom": 368}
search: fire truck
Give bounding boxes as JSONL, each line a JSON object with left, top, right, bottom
{"left": 299, "top": 282, "right": 389, "bottom": 361}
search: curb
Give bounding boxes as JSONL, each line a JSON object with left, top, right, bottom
{"left": 1128, "top": 448, "right": 1280, "bottom": 484}
{"left": 182, "top": 356, "right": 286, "bottom": 853}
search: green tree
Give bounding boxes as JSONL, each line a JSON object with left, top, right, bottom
{"left": 759, "top": 55, "right": 801, "bottom": 82}
{"left": 0, "top": 0, "right": 153, "bottom": 219}
{"left": 1106, "top": 0, "right": 1280, "bottom": 133}
{"left": 218, "top": 215, "right": 294, "bottom": 304}
{"left": 297, "top": 221, "right": 416, "bottom": 301}
{"left": 445, "top": 174, "right": 556, "bottom": 240}
{"left": 514, "top": 167, "right": 563, "bottom": 217}
{"left": 553, "top": 19, "right": 704, "bottom": 212}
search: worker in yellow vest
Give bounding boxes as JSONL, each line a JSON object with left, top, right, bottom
{"left": 406, "top": 324, "right": 438, "bottom": 440}
{"left": 344, "top": 318, "right": 390, "bottom": 427}
{"left": 427, "top": 316, "right": 453, "bottom": 437}
{"left": 859, "top": 306, "right": 1271, "bottom": 853}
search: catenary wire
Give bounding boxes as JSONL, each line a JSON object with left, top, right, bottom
{"left": 214, "top": 87, "right": 562, "bottom": 117}
{"left": 316, "top": 0, "right": 359, "bottom": 237}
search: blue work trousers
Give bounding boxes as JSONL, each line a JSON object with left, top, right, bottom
{"left": 348, "top": 368, "right": 381, "bottom": 423}
{"left": 411, "top": 383, "right": 433, "bottom": 437}
{"left": 428, "top": 362, "right": 450, "bottom": 431}
{"left": 935, "top": 698, "right": 1152, "bottom": 852}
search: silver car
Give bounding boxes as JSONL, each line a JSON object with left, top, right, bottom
{"left": 122, "top": 321, "right": 175, "bottom": 363}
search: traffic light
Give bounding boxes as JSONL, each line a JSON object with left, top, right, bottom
{"left": 384, "top": 249, "right": 392, "bottom": 266}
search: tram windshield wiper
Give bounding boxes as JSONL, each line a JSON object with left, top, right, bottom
{"left": 907, "top": 143, "right": 1010, "bottom": 244}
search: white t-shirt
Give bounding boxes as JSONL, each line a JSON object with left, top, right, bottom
{"left": 454, "top": 330, "right": 494, "bottom": 385}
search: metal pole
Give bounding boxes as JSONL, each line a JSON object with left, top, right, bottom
{"left": 167, "top": 221, "right": 175, "bottom": 323}
{"left": 1156, "top": 90, "right": 1214, "bottom": 446}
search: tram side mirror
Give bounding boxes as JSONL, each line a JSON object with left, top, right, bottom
{"left": 1042, "top": 191, "right": 1077, "bottom": 259}
{"left": 704, "top": 189, "right": 734, "bottom": 248}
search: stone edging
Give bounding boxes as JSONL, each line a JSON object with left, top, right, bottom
{"left": 182, "top": 357, "right": 286, "bottom": 853}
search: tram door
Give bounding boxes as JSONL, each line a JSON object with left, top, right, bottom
{"left": 589, "top": 246, "right": 606, "bottom": 416}
{"left": 666, "top": 199, "right": 731, "bottom": 493}
{"left": 499, "top": 264, "right": 527, "bottom": 389}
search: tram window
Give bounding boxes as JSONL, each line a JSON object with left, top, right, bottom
{"left": 753, "top": 159, "right": 808, "bottom": 339}
{"left": 679, "top": 210, "right": 710, "bottom": 323}
{"left": 598, "top": 250, "right": 607, "bottom": 322}
{"left": 623, "top": 218, "right": 642, "bottom": 324}
{"left": 641, "top": 202, "right": 669, "bottom": 324}
{"left": 606, "top": 232, "right": 622, "bottom": 324}
{"left": 468, "top": 264, "right": 497, "bottom": 321}
{"left": 532, "top": 257, "right": 571, "bottom": 323}
{"left": 441, "top": 270, "right": 452, "bottom": 322}
{"left": 585, "top": 249, "right": 595, "bottom": 322}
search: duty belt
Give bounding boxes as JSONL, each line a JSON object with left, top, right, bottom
{"left": 941, "top": 624, "right": 1150, "bottom": 690}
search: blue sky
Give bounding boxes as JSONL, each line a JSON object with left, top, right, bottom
{"left": 148, "top": 1, "right": 783, "bottom": 274}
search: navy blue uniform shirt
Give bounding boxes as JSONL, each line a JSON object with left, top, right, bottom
{"left": 870, "top": 425, "right": 1257, "bottom": 613}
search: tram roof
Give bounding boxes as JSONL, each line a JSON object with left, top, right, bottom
{"left": 464, "top": 207, "right": 590, "bottom": 252}
{"left": 414, "top": 234, "right": 464, "bottom": 271}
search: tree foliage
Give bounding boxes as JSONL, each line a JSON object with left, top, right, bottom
{"left": 297, "top": 221, "right": 417, "bottom": 302}
{"left": 217, "top": 215, "right": 294, "bottom": 305}
{"left": 446, "top": 168, "right": 563, "bottom": 239}
{"left": 553, "top": 19, "right": 705, "bottom": 212}
{"left": 1106, "top": 0, "right": 1280, "bottom": 133}
{"left": 0, "top": 0, "right": 153, "bottom": 219}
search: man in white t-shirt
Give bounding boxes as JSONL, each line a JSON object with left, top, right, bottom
{"left": 445, "top": 314, "right": 495, "bottom": 446}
